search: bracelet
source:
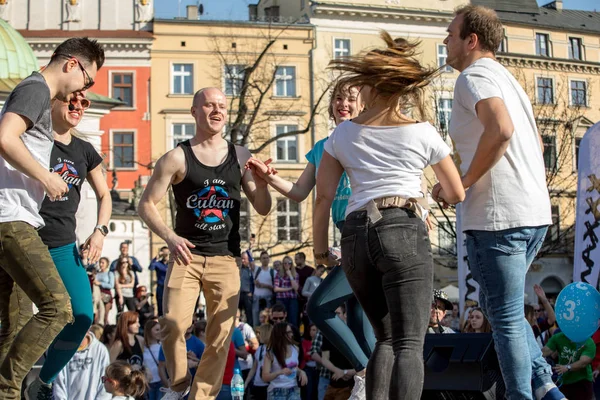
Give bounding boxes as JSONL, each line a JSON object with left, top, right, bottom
{"left": 314, "top": 250, "right": 330, "bottom": 259}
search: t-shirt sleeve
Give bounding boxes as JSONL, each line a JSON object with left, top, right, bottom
{"left": 232, "top": 328, "right": 245, "bottom": 348}
{"left": 306, "top": 145, "right": 316, "bottom": 165}
{"left": 545, "top": 334, "right": 558, "bottom": 351}
{"left": 158, "top": 346, "right": 165, "bottom": 361}
{"left": 245, "top": 325, "right": 257, "bottom": 340}
{"left": 456, "top": 69, "right": 503, "bottom": 115}
{"left": 323, "top": 129, "right": 339, "bottom": 160}
{"left": 83, "top": 140, "right": 104, "bottom": 172}
{"left": 582, "top": 338, "right": 597, "bottom": 359}
{"left": 4, "top": 78, "right": 50, "bottom": 128}
{"left": 425, "top": 125, "right": 451, "bottom": 166}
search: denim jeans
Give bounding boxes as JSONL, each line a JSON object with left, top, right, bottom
{"left": 317, "top": 377, "right": 330, "bottom": 400}
{"left": 341, "top": 208, "right": 433, "bottom": 400}
{"left": 277, "top": 297, "right": 299, "bottom": 328}
{"left": 307, "top": 265, "right": 375, "bottom": 372}
{"left": 466, "top": 226, "right": 554, "bottom": 400}
{"left": 267, "top": 386, "right": 300, "bottom": 400}
{"left": 147, "top": 381, "right": 164, "bottom": 400}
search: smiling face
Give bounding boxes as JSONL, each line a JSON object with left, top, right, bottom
{"left": 192, "top": 88, "right": 227, "bottom": 136}
{"left": 151, "top": 324, "right": 161, "bottom": 341}
{"left": 128, "top": 318, "right": 140, "bottom": 335}
{"left": 331, "top": 86, "right": 362, "bottom": 125}
{"left": 51, "top": 95, "right": 87, "bottom": 130}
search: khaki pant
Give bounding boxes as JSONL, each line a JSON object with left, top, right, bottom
{"left": 160, "top": 255, "right": 240, "bottom": 399}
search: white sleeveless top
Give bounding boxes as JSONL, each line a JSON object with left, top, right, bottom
{"left": 268, "top": 345, "right": 299, "bottom": 391}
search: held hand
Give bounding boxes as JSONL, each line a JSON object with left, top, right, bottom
{"left": 44, "top": 171, "right": 69, "bottom": 202}
{"left": 332, "top": 368, "right": 345, "bottom": 381}
{"left": 166, "top": 234, "right": 196, "bottom": 266}
{"left": 533, "top": 284, "right": 547, "bottom": 302}
{"left": 187, "top": 351, "right": 200, "bottom": 362}
{"left": 281, "top": 368, "right": 293, "bottom": 376}
{"left": 342, "top": 370, "right": 356, "bottom": 381}
{"left": 82, "top": 230, "right": 104, "bottom": 265}
{"left": 432, "top": 183, "right": 450, "bottom": 209}
{"left": 316, "top": 252, "right": 340, "bottom": 268}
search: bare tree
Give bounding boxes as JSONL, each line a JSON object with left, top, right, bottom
{"left": 208, "top": 23, "right": 332, "bottom": 256}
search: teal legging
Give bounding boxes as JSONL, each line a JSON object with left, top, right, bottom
{"left": 39, "top": 242, "right": 94, "bottom": 384}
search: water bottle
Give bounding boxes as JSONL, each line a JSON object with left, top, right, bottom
{"left": 231, "top": 368, "right": 244, "bottom": 400}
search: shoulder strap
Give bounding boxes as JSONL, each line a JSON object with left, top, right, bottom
{"left": 270, "top": 269, "right": 275, "bottom": 286}
{"left": 255, "top": 268, "right": 261, "bottom": 280}
{"left": 147, "top": 344, "right": 160, "bottom": 367}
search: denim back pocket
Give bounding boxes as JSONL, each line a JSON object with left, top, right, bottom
{"left": 374, "top": 223, "right": 418, "bottom": 262}
{"left": 494, "top": 230, "right": 532, "bottom": 255}
{"left": 340, "top": 234, "right": 356, "bottom": 274}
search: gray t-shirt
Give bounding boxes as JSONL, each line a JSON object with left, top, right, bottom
{"left": 0, "top": 72, "right": 53, "bottom": 228}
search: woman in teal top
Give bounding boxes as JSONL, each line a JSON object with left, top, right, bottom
{"left": 247, "top": 82, "right": 374, "bottom": 399}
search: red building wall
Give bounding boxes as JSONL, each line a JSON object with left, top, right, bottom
{"left": 94, "top": 66, "right": 152, "bottom": 190}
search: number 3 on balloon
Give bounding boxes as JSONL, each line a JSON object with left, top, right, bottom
{"left": 562, "top": 300, "right": 576, "bottom": 321}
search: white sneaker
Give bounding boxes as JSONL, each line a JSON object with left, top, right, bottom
{"left": 160, "top": 386, "right": 190, "bottom": 400}
{"left": 348, "top": 374, "right": 366, "bottom": 400}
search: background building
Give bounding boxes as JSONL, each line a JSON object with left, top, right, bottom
{"left": 150, "top": 7, "right": 316, "bottom": 258}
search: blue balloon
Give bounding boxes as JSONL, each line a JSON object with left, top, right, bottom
{"left": 555, "top": 282, "right": 600, "bottom": 344}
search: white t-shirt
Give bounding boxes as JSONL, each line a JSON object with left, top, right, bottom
{"left": 268, "top": 345, "right": 300, "bottom": 391}
{"left": 253, "top": 344, "right": 268, "bottom": 387}
{"left": 237, "top": 322, "right": 256, "bottom": 370}
{"left": 253, "top": 267, "right": 274, "bottom": 299}
{"left": 143, "top": 343, "right": 162, "bottom": 384}
{"left": 449, "top": 58, "right": 552, "bottom": 231}
{"left": 324, "top": 120, "right": 450, "bottom": 216}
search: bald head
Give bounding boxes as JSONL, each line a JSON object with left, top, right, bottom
{"left": 191, "top": 87, "right": 227, "bottom": 136}
{"left": 193, "top": 87, "right": 225, "bottom": 107}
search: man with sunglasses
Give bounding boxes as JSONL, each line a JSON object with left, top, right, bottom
{"left": 0, "top": 37, "right": 104, "bottom": 399}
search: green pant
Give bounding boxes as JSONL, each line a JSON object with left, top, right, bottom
{"left": 0, "top": 221, "right": 73, "bottom": 399}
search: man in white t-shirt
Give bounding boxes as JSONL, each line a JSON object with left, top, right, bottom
{"left": 434, "top": 5, "right": 564, "bottom": 400}
{"left": 252, "top": 251, "right": 275, "bottom": 325}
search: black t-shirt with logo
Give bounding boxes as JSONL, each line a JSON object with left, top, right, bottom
{"left": 172, "top": 140, "right": 242, "bottom": 257}
{"left": 38, "top": 136, "right": 103, "bottom": 248}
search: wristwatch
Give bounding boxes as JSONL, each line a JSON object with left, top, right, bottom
{"left": 566, "top": 364, "right": 572, "bottom": 371}
{"left": 343, "top": 370, "right": 348, "bottom": 376}
{"left": 95, "top": 224, "right": 109, "bottom": 236}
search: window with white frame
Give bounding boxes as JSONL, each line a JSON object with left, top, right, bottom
{"left": 224, "top": 64, "right": 245, "bottom": 96}
{"left": 542, "top": 135, "right": 557, "bottom": 171}
{"left": 498, "top": 34, "right": 507, "bottom": 53}
{"left": 275, "top": 125, "right": 298, "bottom": 162}
{"left": 437, "top": 98, "right": 453, "bottom": 132}
{"left": 334, "top": 39, "right": 351, "bottom": 59}
{"left": 239, "top": 198, "right": 250, "bottom": 242}
{"left": 570, "top": 80, "right": 587, "bottom": 107}
{"left": 171, "top": 63, "right": 193, "bottom": 94}
{"left": 277, "top": 198, "right": 300, "bottom": 241}
{"left": 537, "top": 77, "right": 554, "bottom": 104}
{"left": 275, "top": 66, "right": 296, "bottom": 97}
{"left": 535, "top": 33, "right": 550, "bottom": 57}
{"left": 437, "top": 45, "right": 453, "bottom": 72}
{"left": 438, "top": 221, "right": 456, "bottom": 255}
{"left": 568, "top": 37, "right": 583, "bottom": 60}
{"left": 575, "top": 137, "right": 582, "bottom": 170}
{"left": 172, "top": 123, "right": 195, "bottom": 148}
{"left": 112, "top": 131, "right": 135, "bottom": 169}
{"left": 112, "top": 72, "right": 134, "bottom": 107}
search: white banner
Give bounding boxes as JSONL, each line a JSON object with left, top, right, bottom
{"left": 573, "top": 122, "right": 600, "bottom": 287}
{"left": 456, "top": 203, "right": 480, "bottom": 322}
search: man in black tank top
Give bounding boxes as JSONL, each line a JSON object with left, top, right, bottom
{"left": 139, "top": 88, "right": 272, "bottom": 400}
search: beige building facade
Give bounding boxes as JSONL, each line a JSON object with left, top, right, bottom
{"left": 150, "top": 16, "right": 317, "bottom": 259}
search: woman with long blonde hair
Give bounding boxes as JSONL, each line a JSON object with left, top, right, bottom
{"left": 312, "top": 32, "right": 465, "bottom": 399}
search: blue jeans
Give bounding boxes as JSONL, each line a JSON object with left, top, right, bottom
{"left": 267, "top": 387, "right": 300, "bottom": 400}
{"left": 147, "top": 381, "right": 164, "bottom": 400}
{"left": 466, "top": 226, "right": 554, "bottom": 400}
{"left": 278, "top": 297, "right": 299, "bottom": 327}
{"left": 317, "top": 378, "right": 330, "bottom": 400}
{"left": 216, "top": 384, "right": 232, "bottom": 400}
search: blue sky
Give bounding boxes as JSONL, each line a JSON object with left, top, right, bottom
{"left": 154, "top": 0, "right": 597, "bottom": 20}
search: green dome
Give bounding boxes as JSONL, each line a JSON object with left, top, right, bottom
{"left": 0, "top": 18, "right": 38, "bottom": 82}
